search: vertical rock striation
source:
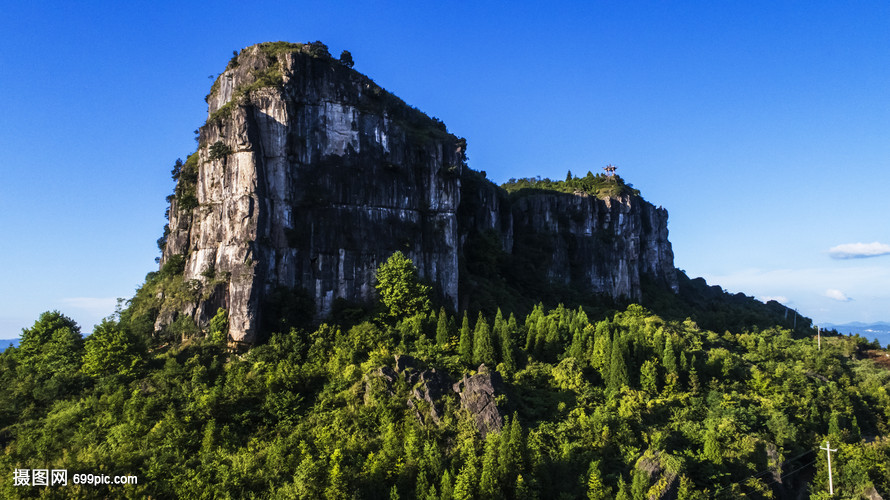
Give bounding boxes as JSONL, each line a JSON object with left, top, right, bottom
{"left": 160, "top": 42, "right": 677, "bottom": 344}
{"left": 509, "top": 191, "right": 678, "bottom": 299}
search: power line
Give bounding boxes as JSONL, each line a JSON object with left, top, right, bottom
{"left": 762, "top": 458, "right": 819, "bottom": 487}
{"left": 742, "top": 448, "right": 816, "bottom": 481}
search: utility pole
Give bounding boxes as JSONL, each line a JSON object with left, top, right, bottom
{"left": 817, "top": 326, "right": 821, "bottom": 350}
{"left": 820, "top": 441, "right": 838, "bottom": 495}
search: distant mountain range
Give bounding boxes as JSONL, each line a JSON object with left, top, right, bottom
{"left": 0, "top": 338, "right": 18, "bottom": 349}
{"left": 822, "top": 322, "right": 890, "bottom": 347}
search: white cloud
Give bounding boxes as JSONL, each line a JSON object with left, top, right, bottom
{"left": 61, "top": 297, "right": 119, "bottom": 315}
{"left": 759, "top": 295, "right": 789, "bottom": 304}
{"left": 828, "top": 242, "right": 890, "bottom": 259}
{"left": 824, "top": 289, "right": 852, "bottom": 302}
{"left": 698, "top": 265, "right": 890, "bottom": 323}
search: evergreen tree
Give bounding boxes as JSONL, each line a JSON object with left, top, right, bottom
{"left": 504, "top": 412, "right": 525, "bottom": 474}
{"left": 586, "top": 460, "right": 609, "bottom": 500}
{"left": 459, "top": 312, "right": 473, "bottom": 365}
{"left": 515, "top": 474, "right": 531, "bottom": 500}
{"left": 615, "top": 477, "right": 630, "bottom": 500}
{"left": 569, "top": 323, "right": 586, "bottom": 360}
{"left": 507, "top": 313, "right": 519, "bottom": 337}
{"left": 453, "top": 452, "right": 479, "bottom": 500}
{"left": 663, "top": 335, "right": 678, "bottom": 375}
{"left": 703, "top": 428, "right": 722, "bottom": 464}
{"left": 640, "top": 359, "right": 658, "bottom": 394}
{"left": 325, "top": 448, "right": 348, "bottom": 499}
{"left": 479, "top": 431, "right": 501, "bottom": 498}
{"left": 608, "top": 335, "right": 629, "bottom": 393}
{"left": 544, "top": 320, "right": 560, "bottom": 360}
{"left": 524, "top": 304, "right": 543, "bottom": 351}
{"left": 473, "top": 313, "right": 496, "bottom": 366}
{"left": 436, "top": 307, "right": 450, "bottom": 347}
{"left": 339, "top": 50, "right": 354, "bottom": 68}
{"left": 525, "top": 319, "right": 537, "bottom": 352}
{"left": 500, "top": 315, "right": 517, "bottom": 374}
{"left": 533, "top": 316, "right": 548, "bottom": 357}
{"left": 501, "top": 313, "right": 519, "bottom": 375}
{"left": 591, "top": 321, "right": 611, "bottom": 378}
{"left": 439, "top": 469, "right": 454, "bottom": 500}
{"left": 631, "top": 468, "right": 650, "bottom": 500}
{"left": 493, "top": 308, "right": 506, "bottom": 357}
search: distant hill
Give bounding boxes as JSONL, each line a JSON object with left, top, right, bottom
{"left": 823, "top": 322, "right": 890, "bottom": 347}
{"left": 0, "top": 338, "right": 19, "bottom": 349}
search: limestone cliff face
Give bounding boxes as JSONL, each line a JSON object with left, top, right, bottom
{"left": 160, "top": 42, "right": 677, "bottom": 343}
{"left": 509, "top": 192, "right": 678, "bottom": 298}
{"left": 163, "top": 43, "right": 462, "bottom": 343}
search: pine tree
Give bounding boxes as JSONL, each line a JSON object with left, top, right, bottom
{"left": 663, "top": 335, "right": 678, "bottom": 375}
{"left": 533, "top": 316, "right": 548, "bottom": 356}
{"left": 479, "top": 431, "right": 501, "bottom": 498}
{"left": 459, "top": 312, "right": 473, "bottom": 365}
{"left": 501, "top": 316, "right": 517, "bottom": 374}
{"left": 703, "top": 427, "right": 722, "bottom": 464}
{"left": 640, "top": 359, "right": 658, "bottom": 393}
{"left": 325, "top": 448, "right": 348, "bottom": 499}
{"left": 493, "top": 308, "right": 506, "bottom": 359}
{"left": 591, "top": 321, "right": 611, "bottom": 377}
{"left": 525, "top": 318, "right": 537, "bottom": 352}
{"left": 569, "top": 322, "right": 586, "bottom": 360}
{"left": 615, "top": 476, "right": 630, "bottom": 500}
{"left": 473, "top": 312, "right": 496, "bottom": 367}
{"left": 586, "top": 460, "right": 609, "bottom": 500}
{"left": 631, "top": 469, "right": 650, "bottom": 500}
{"left": 501, "top": 313, "right": 518, "bottom": 372}
{"left": 439, "top": 470, "right": 454, "bottom": 500}
{"left": 544, "top": 320, "right": 560, "bottom": 360}
{"left": 453, "top": 452, "right": 478, "bottom": 500}
{"left": 502, "top": 412, "right": 524, "bottom": 477}
{"left": 436, "top": 307, "right": 450, "bottom": 347}
{"left": 524, "top": 304, "right": 543, "bottom": 351}
{"left": 515, "top": 474, "right": 531, "bottom": 500}
{"left": 608, "top": 335, "right": 629, "bottom": 393}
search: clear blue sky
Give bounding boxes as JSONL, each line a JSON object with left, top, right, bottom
{"left": 2, "top": 1, "right": 888, "bottom": 338}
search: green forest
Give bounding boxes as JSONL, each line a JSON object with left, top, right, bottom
{"left": 2, "top": 251, "right": 889, "bottom": 499}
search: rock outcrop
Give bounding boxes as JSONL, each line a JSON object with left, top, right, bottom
{"left": 363, "top": 354, "right": 453, "bottom": 423}
{"left": 452, "top": 364, "right": 506, "bottom": 436}
{"left": 159, "top": 41, "right": 678, "bottom": 343}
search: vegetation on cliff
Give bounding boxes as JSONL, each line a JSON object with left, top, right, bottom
{"left": 1, "top": 253, "right": 889, "bottom": 498}
{"left": 502, "top": 171, "right": 641, "bottom": 200}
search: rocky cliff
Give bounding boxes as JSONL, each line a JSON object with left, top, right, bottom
{"left": 160, "top": 42, "right": 677, "bottom": 344}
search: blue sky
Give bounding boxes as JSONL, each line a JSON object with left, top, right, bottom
{"left": 1, "top": 1, "right": 888, "bottom": 337}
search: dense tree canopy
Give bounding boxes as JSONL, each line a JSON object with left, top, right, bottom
{"left": 1, "top": 254, "right": 889, "bottom": 498}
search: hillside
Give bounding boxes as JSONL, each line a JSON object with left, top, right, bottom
{"left": 1, "top": 41, "right": 887, "bottom": 499}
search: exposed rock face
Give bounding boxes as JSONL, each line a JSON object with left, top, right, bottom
{"left": 452, "top": 364, "right": 506, "bottom": 436}
{"left": 163, "top": 43, "right": 462, "bottom": 342}
{"left": 509, "top": 191, "right": 678, "bottom": 299}
{"left": 363, "top": 355, "right": 453, "bottom": 423}
{"left": 160, "top": 42, "right": 678, "bottom": 343}
{"left": 635, "top": 450, "right": 680, "bottom": 500}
